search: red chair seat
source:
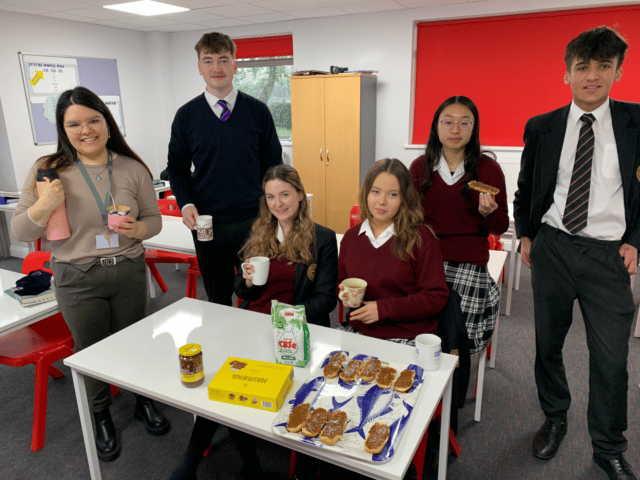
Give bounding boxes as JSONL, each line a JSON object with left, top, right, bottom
{"left": 0, "top": 252, "right": 76, "bottom": 451}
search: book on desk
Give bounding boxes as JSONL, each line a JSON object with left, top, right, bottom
{"left": 4, "top": 287, "right": 56, "bottom": 307}
{"left": 0, "top": 191, "right": 21, "bottom": 205}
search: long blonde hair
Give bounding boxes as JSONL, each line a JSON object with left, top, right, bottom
{"left": 239, "top": 165, "right": 315, "bottom": 265}
{"left": 359, "top": 158, "right": 430, "bottom": 260}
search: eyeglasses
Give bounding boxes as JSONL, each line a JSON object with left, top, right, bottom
{"left": 439, "top": 120, "right": 474, "bottom": 131}
{"left": 64, "top": 116, "right": 106, "bottom": 134}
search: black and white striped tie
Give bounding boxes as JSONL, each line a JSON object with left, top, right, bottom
{"left": 562, "top": 113, "right": 595, "bottom": 234}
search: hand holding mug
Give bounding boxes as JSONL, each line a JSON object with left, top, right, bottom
{"left": 242, "top": 259, "right": 255, "bottom": 288}
{"left": 338, "top": 278, "right": 368, "bottom": 308}
{"left": 37, "top": 177, "right": 66, "bottom": 213}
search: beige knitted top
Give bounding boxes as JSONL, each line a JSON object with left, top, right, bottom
{"left": 11, "top": 152, "right": 161, "bottom": 264}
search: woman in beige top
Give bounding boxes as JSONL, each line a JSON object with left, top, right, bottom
{"left": 12, "top": 86, "right": 169, "bottom": 462}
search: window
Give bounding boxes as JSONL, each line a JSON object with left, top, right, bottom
{"left": 234, "top": 35, "right": 294, "bottom": 141}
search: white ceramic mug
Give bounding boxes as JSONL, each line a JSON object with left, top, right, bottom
{"left": 196, "top": 215, "right": 213, "bottom": 241}
{"left": 241, "top": 256, "right": 270, "bottom": 286}
{"left": 415, "top": 333, "right": 442, "bottom": 371}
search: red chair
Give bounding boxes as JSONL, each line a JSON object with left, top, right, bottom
{"left": 145, "top": 198, "right": 192, "bottom": 293}
{"left": 0, "top": 251, "right": 75, "bottom": 451}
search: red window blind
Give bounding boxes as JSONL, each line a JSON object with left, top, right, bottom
{"left": 233, "top": 35, "right": 293, "bottom": 60}
{"left": 413, "top": 6, "right": 640, "bottom": 146}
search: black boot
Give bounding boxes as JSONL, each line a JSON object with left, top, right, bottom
{"left": 169, "top": 416, "right": 219, "bottom": 480}
{"left": 93, "top": 408, "right": 121, "bottom": 462}
{"left": 134, "top": 395, "right": 171, "bottom": 436}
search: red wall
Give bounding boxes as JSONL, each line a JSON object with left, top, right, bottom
{"left": 413, "top": 6, "right": 640, "bottom": 146}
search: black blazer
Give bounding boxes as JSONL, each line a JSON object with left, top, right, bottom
{"left": 513, "top": 99, "right": 640, "bottom": 249}
{"left": 234, "top": 223, "right": 338, "bottom": 328}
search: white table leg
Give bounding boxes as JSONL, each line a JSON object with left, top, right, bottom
{"left": 489, "top": 312, "right": 499, "bottom": 370}
{"left": 146, "top": 263, "right": 156, "bottom": 299}
{"left": 634, "top": 307, "right": 640, "bottom": 338}
{"left": 438, "top": 377, "right": 452, "bottom": 480}
{"left": 475, "top": 349, "right": 486, "bottom": 422}
{"left": 505, "top": 230, "right": 517, "bottom": 316}
{"left": 515, "top": 251, "right": 523, "bottom": 291}
{"left": 71, "top": 369, "right": 102, "bottom": 480}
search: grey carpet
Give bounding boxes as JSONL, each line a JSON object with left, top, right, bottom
{"left": 0, "top": 255, "right": 638, "bottom": 480}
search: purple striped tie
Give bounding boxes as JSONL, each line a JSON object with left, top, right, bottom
{"left": 562, "top": 113, "right": 595, "bottom": 234}
{"left": 218, "top": 100, "right": 230, "bottom": 122}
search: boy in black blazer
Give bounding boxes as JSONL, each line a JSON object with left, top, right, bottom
{"left": 514, "top": 26, "right": 638, "bottom": 480}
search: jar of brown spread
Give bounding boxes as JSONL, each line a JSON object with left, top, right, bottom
{"left": 179, "top": 343, "right": 204, "bottom": 387}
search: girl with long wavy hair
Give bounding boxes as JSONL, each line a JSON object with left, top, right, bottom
{"left": 170, "top": 165, "right": 337, "bottom": 480}
{"left": 409, "top": 96, "right": 508, "bottom": 356}
{"left": 337, "top": 158, "right": 449, "bottom": 344}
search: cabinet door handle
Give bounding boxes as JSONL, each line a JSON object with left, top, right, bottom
{"left": 320, "top": 148, "right": 323, "bottom": 161}
{"left": 326, "top": 148, "right": 330, "bottom": 164}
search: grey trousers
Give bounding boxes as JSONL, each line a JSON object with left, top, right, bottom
{"left": 51, "top": 254, "right": 147, "bottom": 412}
{"left": 530, "top": 224, "right": 635, "bottom": 458}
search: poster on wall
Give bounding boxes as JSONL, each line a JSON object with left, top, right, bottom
{"left": 18, "top": 53, "right": 125, "bottom": 145}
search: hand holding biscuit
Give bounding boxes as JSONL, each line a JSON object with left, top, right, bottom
{"left": 478, "top": 193, "right": 498, "bottom": 218}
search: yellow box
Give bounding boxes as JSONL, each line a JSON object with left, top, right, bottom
{"left": 208, "top": 357, "right": 294, "bottom": 412}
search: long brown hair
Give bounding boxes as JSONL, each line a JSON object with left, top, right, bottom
{"left": 239, "top": 165, "right": 316, "bottom": 265}
{"left": 359, "top": 158, "right": 428, "bottom": 260}
{"left": 33, "top": 87, "right": 152, "bottom": 186}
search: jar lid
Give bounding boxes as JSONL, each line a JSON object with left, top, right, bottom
{"left": 179, "top": 343, "right": 201, "bottom": 356}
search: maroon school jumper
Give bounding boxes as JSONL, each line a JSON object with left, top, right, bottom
{"left": 409, "top": 154, "right": 509, "bottom": 265}
{"left": 246, "top": 256, "right": 295, "bottom": 314}
{"left": 337, "top": 224, "right": 449, "bottom": 340}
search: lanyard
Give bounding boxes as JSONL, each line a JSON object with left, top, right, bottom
{"left": 75, "top": 152, "right": 113, "bottom": 228}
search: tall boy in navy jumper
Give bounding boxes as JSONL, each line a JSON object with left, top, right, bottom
{"left": 167, "top": 32, "right": 282, "bottom": 305}
{"left": 514, "top": 26, "right": 639, "bottom": 480}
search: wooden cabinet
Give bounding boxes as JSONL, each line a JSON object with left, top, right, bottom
{"left": 291, "top": 74, "right": 376, "bottom": 234}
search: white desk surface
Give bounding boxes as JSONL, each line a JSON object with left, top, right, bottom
{"left": 65, "top": 298, "right": 457, "bottom": 480}
{"left": 0, "top": 268, "right": 60, "bottom": 337}
{"left": 143, "top": 215, "right": 195, "bottom": 255}
{"left": 0, "top": 202, "right": 17, "bottom": 213}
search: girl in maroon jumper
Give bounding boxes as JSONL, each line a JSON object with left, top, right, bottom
{"left": 337, "top": 158, "right": 449, "bottom": 344}
{"left": 409, "top": 96, "right": 508, "bottom": 355}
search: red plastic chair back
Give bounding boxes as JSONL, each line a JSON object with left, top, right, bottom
{"left": 350, "top": 205, "right": 362, "bottom": 228}
{"left": 22, "top": 251, "right": 53, "bottom": 275}
{"left": 158, "top": 198, "right": 181, "bottom": 217}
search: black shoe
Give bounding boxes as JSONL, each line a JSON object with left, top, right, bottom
{"left": 593, "top": 453, "right": 637, "bottom": 480}
{"left": 236, "top": 466, "right": 264, "bottom": 480}
{"left": 532, "top": 417, "right": 567, "bottom": 460}
{"left": 134, "top": 395, "right": 171, "bottom": 436}
{"left": 93, "top": 409, "right": 121, "bottom": 462}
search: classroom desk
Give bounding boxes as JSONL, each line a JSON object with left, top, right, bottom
{"left": 0, "top": 268, "right": 60, "bottom": 336}
{"left": 64, "top": 298, "right": 458, "bottom": 480}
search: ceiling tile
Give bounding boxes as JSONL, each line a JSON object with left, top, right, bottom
{"left": 39, "top": 11, "right": 100, "bottom": 21}
{"left": 287, "top": 6, "right": 348, "bottom": 18}
{"left": 194, "top": 17, "right": 251, "bottom": 27}
{"left": 157, "top": 9, "right": 223, "bottom": 22}
{"left": 61, "top": 6, "right": 131, "bottom": 19}
{"left": 116, "top": 16, "right": 181, "bottom": 26}
{"left": 394, "top": 0, "right": 461, "bottom": 7}
{"left": 164, "top": 0, "right": 238, "bottom": 7}
{"left": 251, "top": 0, "right": 318, "bottom": 12}
{"left": 0, "top": 0, "right": 87, "bottom": 11}
{"left": 154, "top": 22, "right": 209, "bottom": 30}
{"left": 0, "top": 3, "right": 46, "bottom": 14}
{"left": 340, "top": 0, "right": 404, "bottom": 14}
{"left": 202, "top": 3, "right": 273, "bottom": 16}
{"left": 238, "top": 11, "right": 295, "bottom": 23}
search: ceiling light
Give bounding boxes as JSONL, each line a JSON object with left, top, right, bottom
{"left": 104, "top": 0, "right": 189, "bottom": 16}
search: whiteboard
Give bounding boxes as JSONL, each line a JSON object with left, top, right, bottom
{"left": 19, "top": 53, "right": 126, "bottom": 145}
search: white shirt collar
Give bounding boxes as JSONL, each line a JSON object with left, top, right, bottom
{"left": 277, "top": 222, "right": 284, "bottom": 242}
{"left": 358, "top": 218, "right": 395, "bottom": 248}
{"left": 204, "top": 87, "right": 238, "bottom": 114}
{"left": 434, "top": 153, "right": 465, "bottom": 186}
{"left": 569, "top": 98, "right": 610, "bottom": 126}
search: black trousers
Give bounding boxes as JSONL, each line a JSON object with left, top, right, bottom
{"left": 530, "top": 224, "right": 635, "bottom": 458}
{"left": 192, "top": 217, "right": 254, "bottom": 305}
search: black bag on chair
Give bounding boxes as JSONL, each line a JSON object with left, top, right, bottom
{"left": 435, "top": 288, "right": 471, "bottom": 433}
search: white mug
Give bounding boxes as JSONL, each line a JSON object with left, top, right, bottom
{"left": 241, "top": 256, "right": 270, "bottom": 286}
{"left": 196, "top": 215, "right": 213, "bottom": 241}
{"left": 415, "top": 333, "right": 442, "bottom": 371}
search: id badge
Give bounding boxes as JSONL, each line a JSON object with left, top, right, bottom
{"left": 96, "top": 233, "right": 119, "bottom": 249}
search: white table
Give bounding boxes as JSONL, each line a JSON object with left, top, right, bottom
{"left": 0, "top": 268, "right": 60, "bottom": 336}
{"left": 64, "top": 298, "right": 458, "bottom": 480}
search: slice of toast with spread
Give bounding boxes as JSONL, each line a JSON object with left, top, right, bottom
{"left": 319, "top": 410, "right": 348, "bottom": 445}
{"left": 286, "top": 403, "right": 311, "bottom": 433}
{"left": 375, "top": 366, "right": 397, "bottom": 389}
{"left": 468, "top": 180, "right": 500, "bottom": 195}
{"left": 339, "top": 359, "right": 364, "bottom": 383}
{"left": 365, "top": 422, "right": 390, "bottom": 454}
{"left": 360, "top": 358, "right": 382, "bottom": 382}
{"left": 302, "top": 408, "right": 329, "bottom": 437}
{"left": 323, "top": 352, "right": 347, "bottom": 378}
{"left": 393, "top": 369, "right": 416, "bottom": 392}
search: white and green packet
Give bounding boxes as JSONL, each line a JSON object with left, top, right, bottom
{"left": 271, "top": 300, "right": 310, "bottom": 368}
